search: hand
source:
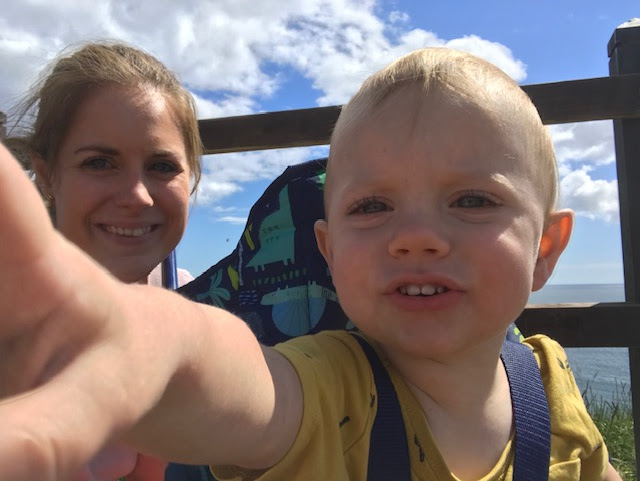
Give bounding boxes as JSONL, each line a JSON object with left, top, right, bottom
{"left": 0, "top": 143, "right": 299, "bottom": 478}
{"left": 72, "top": 445, "right": 138, "bottom": 481}
{"left": 126, "top": 454, "right": 168, "bottom": 481}
{"left": 0, "top": 144, "right": 175, "bottom": 480}
{"left": 0, "top": 143, "right": 113, "bottom": 478}
{"left": 69, "top": 447, "right": 166, "bottom": 481}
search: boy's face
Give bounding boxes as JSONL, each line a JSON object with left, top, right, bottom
{"left": 316, "top": 87, "right": 555, "bottom": 363}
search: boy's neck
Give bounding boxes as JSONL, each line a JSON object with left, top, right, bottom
{"left": 383, "top": 335, "right": 514, "bottom": 479}
{"left": 382, "top": 334, "right": 506, "bottom": 406}
{"left": 400, "top": 352, "right": 507, "bottom": 418}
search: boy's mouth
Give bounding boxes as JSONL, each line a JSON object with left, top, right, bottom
{"left": 398, "top": 284, "right": 449, "bottom": 297}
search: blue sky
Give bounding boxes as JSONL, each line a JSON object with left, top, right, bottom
{"left": 1, "top": 1, "right": 637, "bottom": 286}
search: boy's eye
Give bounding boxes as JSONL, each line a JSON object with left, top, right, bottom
{"left": 80, "top": 157, "right": 112, "bottom": 170}
{"left": 452, "top": 192, "right": 499, "bottom": 208}
{"left": 349, "top": 197, "right": 390, "bottom": 214}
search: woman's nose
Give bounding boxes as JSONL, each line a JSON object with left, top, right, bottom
{"left": 114, "top": 176, "right": 153, "bottom": 209}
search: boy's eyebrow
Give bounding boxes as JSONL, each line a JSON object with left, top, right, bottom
{"left": 488, "top": 172, "right": 516, "bottom": 185}
{"left": 478, "top": 172, "right": 520, "bottom": 191}
{"left": 438, "top": 170, "right": 517, "bottom": 186}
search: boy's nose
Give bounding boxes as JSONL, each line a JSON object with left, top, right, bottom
{"left": 387, "top": 216, "right": 450, "bottom": 258}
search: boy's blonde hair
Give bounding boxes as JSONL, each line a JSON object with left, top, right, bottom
{"left": 329, "top": 48, "right": 558, "bottom": 218}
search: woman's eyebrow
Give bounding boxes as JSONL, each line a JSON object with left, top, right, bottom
{"left": 150, "top": 149, "right": 180, "bottom": 158}
{"left": 73, "top": 145, "right": 119, "bottom": 156}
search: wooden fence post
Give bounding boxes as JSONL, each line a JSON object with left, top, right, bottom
{"left": 608, "top": 18, "right": 640, "bottom": 474}
{"left": 0, "top": 111, "right": 6, "bottom": 140}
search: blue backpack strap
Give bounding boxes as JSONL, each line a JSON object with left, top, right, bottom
{"left": 164, "top": 463, "right": 212, "bottom": 481}
{"left": 500, "top": 339, "right": 551, "bottom": 481}
{"left": 350, "top": 333, "right": 411, "bottom": 481}
{"left": 162, "top": 250, "right": 179, "bottom": 290}
{"left": 163, "top": 255, "right": 217, "bottom": 481}
{"left": 352, "top": 335, "right": 550, "bottom": 481}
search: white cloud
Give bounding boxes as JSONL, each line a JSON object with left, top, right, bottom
{"left": 191, "top": 92, "right": 255, "bottom": 119}
{"left": 389, "top": 10, "right": 409, "bottom": 24}
{"left": 0, "top": 0, "right": 529, "bottom": 114}
{"left": 195, "top": 146, "right": 328, "bottom": 205}
{"left": 546, "top": 120, "right": 619, "bottom": 223}
{"left": 194, "top": 179, "right": 242, "bottom": 204}
{"left": 550, "top": 121, "right": 615, "bottom": 175}
{"left": 217, "top": 216, "right": 249, "bottom": 225}
{"left": 560, "top": 168, "right": 619, "bottom": 223}
{"left": 3, "top": 0, "right": 617, "bottom": 228}
{"left": 445, "top": 35, "right": 527, "bottom": 82}
{"left": 544, "top": 120, "right": 619, "bottom": 223}
{"left": 211, "top": 205, "right": 241, "bottom": 214}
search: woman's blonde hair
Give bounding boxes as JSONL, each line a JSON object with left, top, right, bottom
{"left": 7, "top": 40, "right": 202, "bottom": 192}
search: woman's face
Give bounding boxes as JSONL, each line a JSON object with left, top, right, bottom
{"left": 38, "top": 86, "right": 191, "bottom": 283}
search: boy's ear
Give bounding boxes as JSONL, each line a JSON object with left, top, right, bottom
{"left": 532, "top": 209, "right": 574, "bottom": 291}
{"left": 314, "top": 219, "right": 333, "bottom": 272}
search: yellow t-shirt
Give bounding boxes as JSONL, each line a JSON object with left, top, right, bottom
{"left": 213, "top": 331, "right": 608, "bottom": 480}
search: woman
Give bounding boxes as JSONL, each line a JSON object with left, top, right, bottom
{"left": 6, "top": 40, "right": 203, "bottom": 480}
{"left": 8, "top": 41, "right": 201, "bottom": 285}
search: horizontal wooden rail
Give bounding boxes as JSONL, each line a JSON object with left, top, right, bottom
{"left": 199, "top": 106, "right": 341, "bottom": 154}
{"left": 517, "top": 302, "right": 640, "bottom": 347}
{"left": 199, "top": 73, "right": 640, "bottom": 154}
{"left": 526, "top": 74, "right": 640, "bottom": 124}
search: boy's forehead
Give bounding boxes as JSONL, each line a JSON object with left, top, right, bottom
{"left": 326, "top": 85, "right": 546, "bottom": 195}
{"left": 326, "top": 50, "right": 556, "bottom": 215}
{"left": 332, "top": 86, "right": 513, "bottom": 154}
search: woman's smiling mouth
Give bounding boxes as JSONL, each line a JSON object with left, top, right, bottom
{"left": 103, "top": 224, "right": 154, "bottom": 237}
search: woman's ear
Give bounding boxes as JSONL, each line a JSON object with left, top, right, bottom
{"left": 532, "top": 209, "right": 574, "bottom": 291}
{"left": 31, "top": 154, "right": 54, "bottom": 199}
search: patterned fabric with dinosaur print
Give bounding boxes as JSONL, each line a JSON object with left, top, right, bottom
{"left": 179, "top": 157, "right": 523, "bottom": 347}
{"left": 179, "top": 158, "right": 355, "bottom": 346}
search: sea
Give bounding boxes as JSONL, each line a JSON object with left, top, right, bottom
{"left": 527, "top": 283, "right": 630, "bottom": 405}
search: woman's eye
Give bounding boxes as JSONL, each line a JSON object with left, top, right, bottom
{"left": 151, "top": 161, "right": 180, "bottom": 174}
{"left": 81, "top": 157, "right": 111, "bottom": 170}
{"left": 350, "top": 197, "right": 390, "bottom": 214}
{"left": 453, "top": 193, "right": 498, "bottom": 208}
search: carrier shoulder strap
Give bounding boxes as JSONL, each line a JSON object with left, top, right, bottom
{"left": 351, "top": 334, "right": 551, "bottom": 481}
{"left": 350, "top": 333, "right": 411, "bottom": 481}
{"left": 500, "top": 339, "right": 551, "bottom": 481}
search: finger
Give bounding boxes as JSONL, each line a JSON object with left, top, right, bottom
{"left": 0, "top": 143, "right": 57, "bottom": 266}
{"left": 86, "top": 444, "right": 138, "bottom": 480}
{"left": 0, "top": 143, "right": 76, "bottom": 341}
{"left": 0, "top": 242, "right": 114, "bottom": 397}
{"left": 125, "top": 454, "right": 168, "bottom": 481}
{"left": 0, "top": 343, "right": 141, "bottom": 481}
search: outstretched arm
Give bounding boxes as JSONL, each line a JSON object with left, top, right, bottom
{"left": 0, "top": 143, "right": 302, "bottom": 480}
{"left": 604, "top": 462, "right": 623, "bottom": 481}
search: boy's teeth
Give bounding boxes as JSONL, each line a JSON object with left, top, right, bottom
{"left": 105, "top": 225, "right": 152, "bottom": 237}
{"left": 399, "top": 284, "right": 446, "bottom": 296}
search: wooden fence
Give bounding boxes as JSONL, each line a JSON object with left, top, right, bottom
{"left": 196, "top": 22, "right": 640, "bottom": 474}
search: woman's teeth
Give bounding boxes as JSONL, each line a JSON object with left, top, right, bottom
{"left": 399, "top": 285, "right": 447, "bottom": 296}
{"left": 105, "top": 225, "right": 152, "bottom": 237}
